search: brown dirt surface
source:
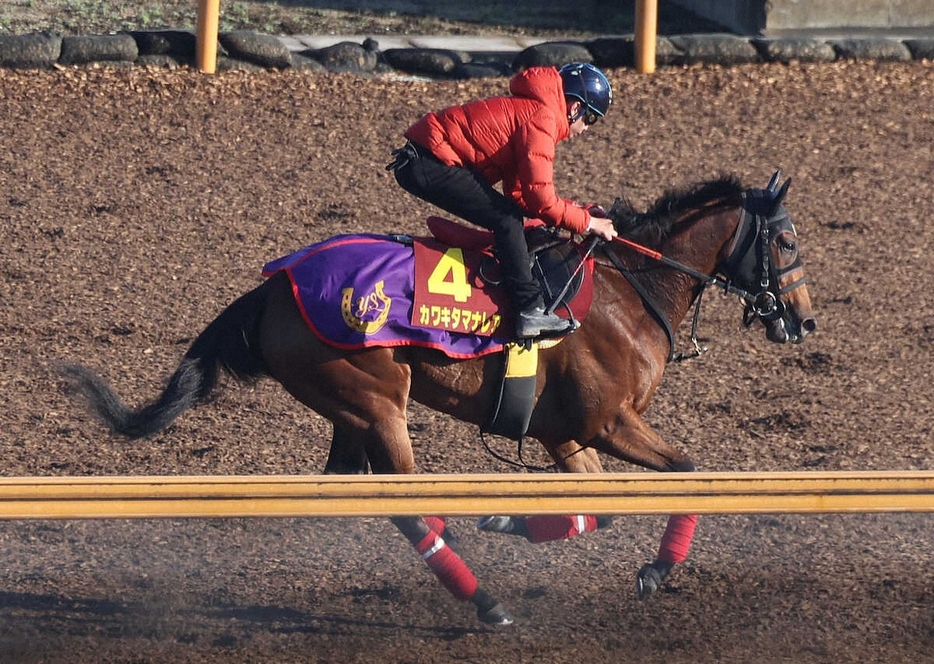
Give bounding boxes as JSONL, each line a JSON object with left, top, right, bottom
{"left": 1, "top": 60, "right": 933, "bottom": 663}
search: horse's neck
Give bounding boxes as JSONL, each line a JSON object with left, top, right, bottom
{"left": 644, "top": 205, "right": 741, "bottom": 322}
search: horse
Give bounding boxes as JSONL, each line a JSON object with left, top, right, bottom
{"left": 61, "top": 171, "right": 816, "bottom": 626}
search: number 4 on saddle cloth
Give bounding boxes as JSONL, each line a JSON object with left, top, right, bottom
{"left": 261, "top": 217, "right": 596, "bottom": 439}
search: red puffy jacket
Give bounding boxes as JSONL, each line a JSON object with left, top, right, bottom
{"left": 404, "top": 67, "right": 591, "bottom": 234}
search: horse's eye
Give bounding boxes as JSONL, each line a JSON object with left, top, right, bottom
{"left": 779, "top": 239, "right": 796, "bottom": 252}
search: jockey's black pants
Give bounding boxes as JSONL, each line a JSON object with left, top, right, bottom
{"left": 391, "top": 142, "right": 542, "bottom": 311}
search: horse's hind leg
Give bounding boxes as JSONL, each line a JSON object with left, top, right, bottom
{"left": 390, "top": 516, "right": 513, "bottom": 626}
{"left": 324, "top": 426, "right": 369, "bottom": 475}
{"left": 301, "top": 400, "right": 510, "bottom": 622}
{"left": 363, "top": 415, "right": 513, "bottom": 624}
{"left": 258, "top": 296, "right": 511, "bottom": 624}
{"left": 345, "top": 407, "right": 511, "bottom": 624}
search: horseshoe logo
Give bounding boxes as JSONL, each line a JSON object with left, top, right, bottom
{"left": 341, "top": 280, "right": 392, "bottom": 334}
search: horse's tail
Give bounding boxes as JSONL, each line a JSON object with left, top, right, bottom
{"left": 62, "top": 277, "right": 273, "bottom": 439}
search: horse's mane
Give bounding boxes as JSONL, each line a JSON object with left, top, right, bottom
{"left": 608, "top": 175, "right": 744, "bottom": 246}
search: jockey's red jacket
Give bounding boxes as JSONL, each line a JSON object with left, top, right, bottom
{"left": 404, "top": 66, "right": 591, "bottom": 234}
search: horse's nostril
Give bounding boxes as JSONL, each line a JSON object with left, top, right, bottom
{"left": 802, "top": 318, "right": 817, "bottom": 334}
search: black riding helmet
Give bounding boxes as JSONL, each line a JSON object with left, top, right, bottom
{"left": 559, "top": 63, "right": 613, "bottom": 124}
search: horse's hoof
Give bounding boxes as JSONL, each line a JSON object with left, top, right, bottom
{"left": 636, "top": 561, "right": 672, "bottom": 600}
{"left": 478, "top": 602, "right": 514, "bottom": 626}
{"left": 636, "top": 564, "right": 661, "bottom": 600}
{"left": 477, "top": 515, "right": 515, "bottom": 534}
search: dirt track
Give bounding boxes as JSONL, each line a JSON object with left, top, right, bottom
{"left": 1, "top": 61, "right": 933, "bottom": 662}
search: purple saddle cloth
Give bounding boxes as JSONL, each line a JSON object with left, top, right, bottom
{"left": 262, "top": 233, "right": 509, "bottom": 359}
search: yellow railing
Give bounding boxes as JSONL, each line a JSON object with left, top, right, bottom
{"left": 1, "top": 471, "right": 933, "bottom": 519}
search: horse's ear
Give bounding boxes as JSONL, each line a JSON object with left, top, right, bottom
{"left": 766, "top": 170, "right": 782, "bottom": 193}
{"left": 772, "top": 178, "right": 791, "bottom": 211}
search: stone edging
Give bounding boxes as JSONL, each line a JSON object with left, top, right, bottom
{"left": 0, "top": 30, "right": 932, "bottom": 77}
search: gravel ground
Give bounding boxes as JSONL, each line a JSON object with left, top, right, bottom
{"left": 0, "top": 54, "right": 932, "bottom": 663}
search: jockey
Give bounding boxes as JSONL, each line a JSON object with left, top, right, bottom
{"left": 387, "top": 63, "right": 619, "bottom": 339}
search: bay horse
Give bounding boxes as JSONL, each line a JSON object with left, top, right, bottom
{"left": 61, "top": 171, "right": 815, "bottom": 626}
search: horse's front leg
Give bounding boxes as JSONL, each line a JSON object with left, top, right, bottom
{"left": 636, "top": 514, "right": 699, "bottom": 600}
{"left": 585, "top": 405, "right": 699, "bottom": 600}
{"left": 390, "top": 516, "right": 513, "bottom": 626}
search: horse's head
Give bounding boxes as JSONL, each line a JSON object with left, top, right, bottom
{"left": 720, "top": 171, "right": 816, "bottom": 344}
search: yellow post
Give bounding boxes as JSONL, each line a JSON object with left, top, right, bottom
{"left": 196, "top": 0, "right": 221, "bottom": 73}
{"left": 634, "top": 0, "right": 658, "bottom": 74}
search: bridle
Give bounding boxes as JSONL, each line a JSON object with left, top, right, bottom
{"left": 723, "top": 185, "right": 807, "bottom": 328}
{"left": 601, "top": 172, "right": 806, "bottom": 362}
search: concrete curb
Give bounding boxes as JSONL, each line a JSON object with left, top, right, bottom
{"left": 0, "top": 30, "right": 931, "bottom": 77}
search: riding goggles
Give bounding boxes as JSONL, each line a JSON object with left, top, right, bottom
{"left": 572, "top": 105, "right": 601, "bottom": 126}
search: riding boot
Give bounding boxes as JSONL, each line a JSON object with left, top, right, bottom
{"left": 488, "top": 221, "right": 566, "bottom": 338}
{"left": 516, "top": 304, "right": 574, "bottom": 338}
{"left": 501, "top": 266, "right": 573, "bottom": 338}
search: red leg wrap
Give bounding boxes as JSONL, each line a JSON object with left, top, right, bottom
{"left": 423, "top": 516, "right": 447, "bottom": 535}
{"left": 524, "top": 514, "right": 599, "bottom": 543}
{"left": 414, "top": 531, "right": 477, "bottom": 601}
{"left": 657, "top": 514, "right": 699, "bottom": 564}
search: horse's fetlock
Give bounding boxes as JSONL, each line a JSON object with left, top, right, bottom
{"left": 470, "top": 587, "right": 497, "bottom": 612}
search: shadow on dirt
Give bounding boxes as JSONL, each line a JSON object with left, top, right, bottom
{"left": 0, "top": 590, "right": 483, "bottom": 644}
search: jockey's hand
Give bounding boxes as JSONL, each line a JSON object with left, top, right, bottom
{"left": 584, "top": 203, "right": 608, "bottom": 218}
{"left": 587, "top": 214, "right": 617, "bottom": 242}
